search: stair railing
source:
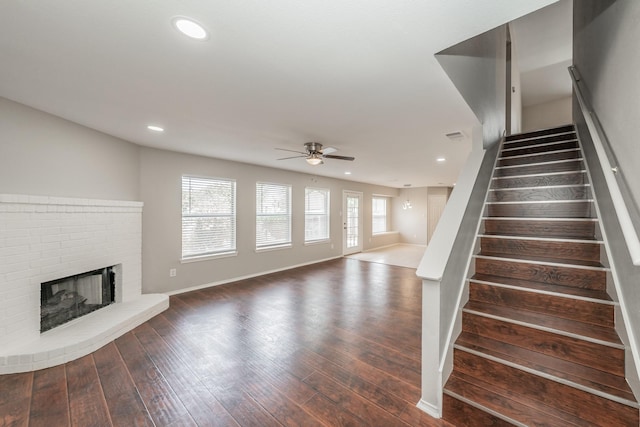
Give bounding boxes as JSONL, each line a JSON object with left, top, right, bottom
{"left": 416, "top": 130, "right": 500, "bottom": 417}
{"left": 569, "top": 65, "right": 640, "bottom": 266}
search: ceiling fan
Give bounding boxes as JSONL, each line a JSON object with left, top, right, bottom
{"left": 276, "top": 142, "right": 355, "bottom": 165}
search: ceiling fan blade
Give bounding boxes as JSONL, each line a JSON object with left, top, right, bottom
{"left": 323, "top": 154, "right": 355, "bottom": 161}
{"left": 275, "top": 148, "right": 307, "bottom": 155}
{"left": 277, "top": 155, "right": 307, "bottom": 160}
{"left": 321, "top": 146, "right": 337, "bottom": 155}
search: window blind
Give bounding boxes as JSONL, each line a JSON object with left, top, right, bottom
{"left": 305, "top": 187, "right": 330, "bottom": 242}
{"left": 256, "top": 182, "right": 291, "bottom": 249}
{"left": 182, "top": 176, "right": 236, "bottom": 258}
{"left": 372, "top": 196, "right": 388, "bottom": 234}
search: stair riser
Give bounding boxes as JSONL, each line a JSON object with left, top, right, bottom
{"left": 468, "top": 282, "right": 614, "bottom": 328}
{"left": 483, "top": 219, "right": 595, "bottom": 239}
{"left": 501, "top": 141, "right": 578, "bottom": 158}
{"left": 475, "top": 257, "right": 605, "bottom": 290}
{"left": 494, "top": 160, "right": 583, "bottom": 177}
{"left": 462, "top": 313, "right": 624, "bottom": 376}
{"left": 488, "top": 186, "right": 590, "bottom": 203}
{"left": 486, "top": 201, "right": 593, "bottom": 218}
{"left": 453, "top": 350, "right": 637, "bottom": 425}
{"left": 492, "top": 172, "right": 587, "bottom": 189}
{"left": 480, "top": 237, "right": 601, "bottom": 263}
{"left": 504, "top": 135, "right": 576, "bottom": 150}
{"left": 498, "top": 149, "right": 581, "bottom": 167}
{"left": 504, "top": 126, "right": 575, "bottom": 143}
{"left": 442, "top": 394, "right": 514, "bottom": 427}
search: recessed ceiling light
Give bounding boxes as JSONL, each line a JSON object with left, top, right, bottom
{"left": 436, "top": 157, "right": 446, "bottom": 162}
{"left": 172, "top": 17, "right": 209, "bottom": 40}
{"left": 147, "top": 125, "right": 164, "bottom": 132}
{"left": 344, "top": 171, "right": 352, "bottom": 175}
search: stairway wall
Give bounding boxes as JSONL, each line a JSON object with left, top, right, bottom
{"left": 436, "top": 25, "right": 507, "bottom": 149}
{"left": 573, "top": 0, "right": 640, "bottom": 224}
{"left": 574, "top": 0, "right": 640, "bottom": 396}
{"left": 576, "top": 111, "right": 640, "bottom": 396}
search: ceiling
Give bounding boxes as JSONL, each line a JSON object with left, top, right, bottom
{"left": 0, "top": 0, "right": 561, "bottom": 188}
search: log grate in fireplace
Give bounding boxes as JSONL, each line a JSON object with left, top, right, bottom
{"left": 40, "top": 266, "right": 115, "bottom": 332}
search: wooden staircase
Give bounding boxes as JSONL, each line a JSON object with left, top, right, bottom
{"left": 442, "top": 125, "right": 640, "bottom": 426}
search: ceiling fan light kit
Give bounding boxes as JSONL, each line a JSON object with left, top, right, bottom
{"left": 306, "top": 154, "right": 323, "bottom": 165}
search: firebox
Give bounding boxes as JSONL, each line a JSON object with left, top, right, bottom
{"left": 40, "top": 266, "right": 116, "bottom": 332}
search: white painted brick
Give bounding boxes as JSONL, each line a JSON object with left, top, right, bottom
{"left": 0, "top": 261, "right": 30, "bottom": 275}
{"left": 6, "top": 268, "right": 34, "bottom": 282}
{"left": 30, "top": 257, "right": 61, "bottom": 269}
{"left": 5, "top": 236, "right": 32, "bottom": 248}
{"left": 6, "top": 355, "right": 21, "bottom": 366}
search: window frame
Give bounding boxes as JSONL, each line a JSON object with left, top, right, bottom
{"left": 256, "top": 181, "right": 292, "bottom": 251}
{"left": 304, "top": 187, "right": 331, "bottom": 244}
{"left": 371, "top": 196, "right": 389, "bottom": 235}
{"left": 181, "top": 175, "right": 237, "bottom": 261}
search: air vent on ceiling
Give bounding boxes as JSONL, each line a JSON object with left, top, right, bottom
{"left": 445, "top": 131, "right": 465, "bottom": 140}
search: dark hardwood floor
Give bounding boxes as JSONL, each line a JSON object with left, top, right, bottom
{"left": 0, "top": 258, "right": 453, "bottom": 427}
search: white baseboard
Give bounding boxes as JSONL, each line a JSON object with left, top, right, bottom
{"left": 416, "top": 399, "right": 441, "bottom": 418}
{"left": 165, "top": 256, "right": 343, "bottom": 296}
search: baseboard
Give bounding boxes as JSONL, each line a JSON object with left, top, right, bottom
{"left": 416, "top": 399, "right": 441, "bottom": 418}
{"left": 165, "top": 256, "right": 343, "bottom": 296}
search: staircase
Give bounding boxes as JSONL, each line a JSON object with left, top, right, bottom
{"left": 442, "top": 125, "right": 640, "bottom": 426}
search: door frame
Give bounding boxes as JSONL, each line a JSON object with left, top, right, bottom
{"left": 342, "top": 190, "right": 363, "bottom": 255}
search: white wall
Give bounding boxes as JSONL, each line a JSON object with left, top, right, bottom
{"left": 0, "top": 97, "right": 140, "bottom": 201}
{"left": 574, "top": 0, "right": 640, "bottom": 396}
{"left": 393, "top": 187, "right": 428, "bottom": 244}
{"left": 139, "top": 147, "right": 399, "bottom": 294}
{"left": 509, "top": 24, "right": 523, "bottom": 134}
{"left": 522, "top": 96, "right": 572, "bottom": 132}
{"left": 574, "top": 0, "right": 640, "bottom": 215}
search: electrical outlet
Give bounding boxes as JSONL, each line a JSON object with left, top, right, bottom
{"left": 331, "top": 244, "right": 334, "bottom": 250}
{"left": 169, "top": 268, "right": 176, "bottom": 277}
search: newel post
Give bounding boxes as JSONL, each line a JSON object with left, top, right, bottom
{"left": 417, "top": 277, "right": 443, "bottom": 418}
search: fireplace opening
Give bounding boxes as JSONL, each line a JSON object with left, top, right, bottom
{"left": 40, "top": 266, "right": 116, "bottom": 332}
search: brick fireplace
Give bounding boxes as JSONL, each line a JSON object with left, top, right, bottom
{"left": 0, "top": 194, "right": 168, "bottom": 374}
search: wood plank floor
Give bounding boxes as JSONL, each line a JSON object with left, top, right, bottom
{"left": 0, "top": 258, "right": 453, "bottom": 427}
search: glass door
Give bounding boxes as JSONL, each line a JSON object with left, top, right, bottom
{"left": 343, "top": 191, "right": 363, "bottom": 255}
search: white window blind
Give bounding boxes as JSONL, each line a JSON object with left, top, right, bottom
{"left": 256, "top": 182, "right": 291, "bottom": 249}
{"left": 305, "top": 187, "right": 330, "bottom": 243}
{"left": 182, "top": 176, "right": 236, "bottom": 259}
{"left": 372, "top": 197, "right": 388, "bottom": 234}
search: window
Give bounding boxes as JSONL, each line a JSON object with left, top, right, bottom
{"left": 182, "top": 176, "right": 236, "bottom": 259}
{"left": 372, "top": 196, "right": 388, "bottom": 234}
{"left": 305, "top": 187, "right": 330, "bottom": 243}
{"left": 256, "top": 182, "right": 291, "bottom": 249}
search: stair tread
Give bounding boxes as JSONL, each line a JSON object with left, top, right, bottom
{"left": 482, "top": 230, "right": 598, "bottom": 241}
{"left": 471, "top": 273, "right": 612, "bottom": 302}
{"left": 464, "top": 301, "right": 622, "bottom": 346}
{"left": 456, "top": 332, "right": 637, "bottom": 404}
{"left": 445, "top": 372, "right": 596, "bottom": 427}
{"left": 476, "top": 252, "right": 605, "bottom": 268}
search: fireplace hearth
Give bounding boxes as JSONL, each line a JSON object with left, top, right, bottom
{"left": 41, "top": 266, "right": 116, "bottom": 332}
